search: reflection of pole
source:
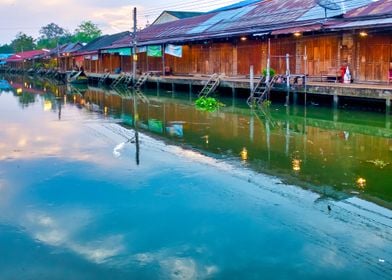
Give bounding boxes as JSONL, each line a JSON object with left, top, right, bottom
{"left": 133, "top": 90, "right": 140, "bottom": 165}
{"left": 58, "top": 101, "right": 62, "bottom": 120}
{"left": 135, "top": 130, "right": 140, "bottom": 165}
{"left": 285, "top": 121, "right": 290, "bottom": 156}
{"left": 266, "top": 120, "right": 271, "bottom": 167}
{"left": 250, "top": 109, "right": 254, "bottom": 142}
{"left": 303, "top": 104, "right": 307, "bottom": 163}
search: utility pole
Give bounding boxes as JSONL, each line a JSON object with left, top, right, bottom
{"left": 132, "top": 7, "right": 137, "bottom": 81}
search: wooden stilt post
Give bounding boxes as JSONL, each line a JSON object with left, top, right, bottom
{"left": 250, "top": 65, "right": 254, "bottom": 93}
{"left": 162, "top": 44, "right": 165, "bottom": 76}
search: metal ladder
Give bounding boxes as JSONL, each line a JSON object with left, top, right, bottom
{"left": 98, "top": 72, "right": 111, "bottom": 85}
{"left": 198, "top": 73, "right": 221, "bottom": 97}
{"left": 123, "top": 73, "right": 134, "bottom": 87}
{"left": 134, "top": 89, "right": 149, "bottom": 103}
{"left": 133, "top": 72, "right": 151, "bottom": 90}
{"left": 111, "top": 73, "right": 125, "bottom": 87}
{"left": 247, "top": 75, "right": 282, "bottom": 105}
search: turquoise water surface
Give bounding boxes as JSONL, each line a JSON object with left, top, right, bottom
{"left": 0, "top": 77, "right": 391, "bottom": 279}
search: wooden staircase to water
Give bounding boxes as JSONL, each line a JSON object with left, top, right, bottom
{"left": 198, "top": 73, "right": 221, "bottom": 97}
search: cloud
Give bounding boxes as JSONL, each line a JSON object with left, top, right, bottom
{"left": 24, "top": 210, "right": 125, "bottom": 264}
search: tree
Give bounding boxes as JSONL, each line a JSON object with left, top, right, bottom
{"left": 10, "top": 32, "right": 36, "bottom": 52}
{"left": 39, "top": 23, "right": 67, "bottom": 40}
{"left": 37, "top": 23, "right": 70, "bottom": 49}
{"left": 0, "top": 44, "right": 13, "bottom": 53}
{"left": 72, "top": 21, "right": 102, "bottom": 43}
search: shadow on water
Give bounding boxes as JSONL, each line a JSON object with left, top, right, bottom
{"left": 4, "top": 75, "right": 392, "bottom": 208}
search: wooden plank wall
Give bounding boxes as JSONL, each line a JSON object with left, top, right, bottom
{"left": 295, "top": 35, "right": 340, "bottom": 77}
{"left": 358, "top": 34, "right": 391, "bottom": 82}
{"left": 120, "top": 56, "right": 132, "bottom": 72}
{"left": 263, "top": 38, "right": 297, "bottom": 75}
{"left": 237, "top": 40, "right": 263, "bottom": 76}
{"left": 94, "top": 32, "right": 392, "bottom": 83}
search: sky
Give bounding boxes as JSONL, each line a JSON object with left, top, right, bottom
{"left": 0, "top": 0, "right": 240, "bottom": 45}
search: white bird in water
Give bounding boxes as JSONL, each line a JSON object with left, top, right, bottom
{"left": 113, "top": 142, "right": 126, "bottom": 158}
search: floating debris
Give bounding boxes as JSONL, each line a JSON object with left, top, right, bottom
{"left": 366, "top": 159, "right": 390, "bottom": 169}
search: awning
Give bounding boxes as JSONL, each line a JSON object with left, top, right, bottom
{"left": 101, "top": 47, "right": 132, "bottom": 56}
{"left": 271, "top": 24, "right": 322, "bottom": 35}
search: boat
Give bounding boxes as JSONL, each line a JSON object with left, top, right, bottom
{"left": 68, "top": 71, "right": 88, "bottom": 85}
{"left": 0, "top": 80, "right": 12, "bottom": 91}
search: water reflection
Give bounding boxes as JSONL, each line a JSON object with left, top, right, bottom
{"left": 3, "top": 74, "right": 392, "bottom": 207}
{"left": 1, "top": 75, "right": 392, "bottom": 278}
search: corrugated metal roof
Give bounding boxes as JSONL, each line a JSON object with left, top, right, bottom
{"left": 271, "top": 23, "right": 323, "bottom": 35}
{"left": 62, "top": 42, "right": 83, "bottom": 53}
{"left": 345, "top": 0, "right": 392, "bottom": 18}
{"left": 7, "top": 50, "right": 49, "bottom": 62}
{"left": 76, "top": 31, "right": 130, "bottom": 54}
{"left": 136, "top": 0, "right": 373, "bottom": 45}
{"left": 211, "top": 0, "right": 262, "bottom": 12}
{"left": 166, "top": 11, "right": 205, "bottom": 19}
{"left": 300, "top": 0, "right": 372, "bottom": 20}
{"left": 330, "top": 17, "right": 392, "bottom": 29}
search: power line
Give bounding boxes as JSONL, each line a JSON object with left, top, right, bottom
{"left": 140, "top": 0, "right": 238, "bottom": 14}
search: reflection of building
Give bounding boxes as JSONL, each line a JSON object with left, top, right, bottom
{"left": 74, "top": 86, "right": 392, "bottom": 206}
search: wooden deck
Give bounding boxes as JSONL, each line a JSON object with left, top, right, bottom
{"left": 85, "top": 72, "right": 392, "bottom": 108}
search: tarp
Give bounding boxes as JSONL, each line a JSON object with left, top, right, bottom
{"left": 102, "top": 47, "right": 131, "bottom": 56}
{"left": 147, "top": 45, "right": 162, "bottom": 57}
{"left": 165, "top": 44, "right": 182, "bottom": 58}
{"left": 137, "top": 46, "right": 147, "bottom": 53}
{"left": 148, "top": 119, "right": 163, "bottom": 134}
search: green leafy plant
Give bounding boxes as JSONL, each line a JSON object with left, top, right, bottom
{"left": 195, "top": 96, "right": 223, "bottom": 112}
{"left": 261, "top": 99, "right": 272, "bottom": 108}
{"left": 262, "top": 68, "right": 276, "bottom": 77}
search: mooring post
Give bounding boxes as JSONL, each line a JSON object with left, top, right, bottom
{"left": 333, "top": 94, "right": 339, "bottom": 108}
{"left": 250, "top": 112, "right": 254, "bottom": 142}
{"left": 189, "top": 82, "right": 192, "bottom": 94}
{"left": 250, "top": 65, "right": 254, "bottom": 93}
{"left": 293, "top": 91, "right": 298, "bottom": 105}
{"left": 386, "top": 99, "right": 391, "bottom": 129}
{"left": 286, "top": 53, "right": 290, "bottom": 88}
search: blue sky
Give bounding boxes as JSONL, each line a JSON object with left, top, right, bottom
{"left": 0, "top": 0, "right": 240, "bottom": 45}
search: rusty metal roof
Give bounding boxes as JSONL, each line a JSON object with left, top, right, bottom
{"left": 134, "top": 0, "right": 372, "bottom": 45}
{"left": 345, "top": 0, "right": 392, "bottom": 18}
{"left": 7, "top": 50, "right": 49, "bottom": 62}
{"left": 102, "top": 0, "right": 375, "bottom": 49}
{"left": 330, "top": 17, "right": 392, "bottom": 30}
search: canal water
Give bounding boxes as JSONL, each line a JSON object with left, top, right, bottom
{"left": 0, "top": 75, "right": 391, "bottom": 279}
